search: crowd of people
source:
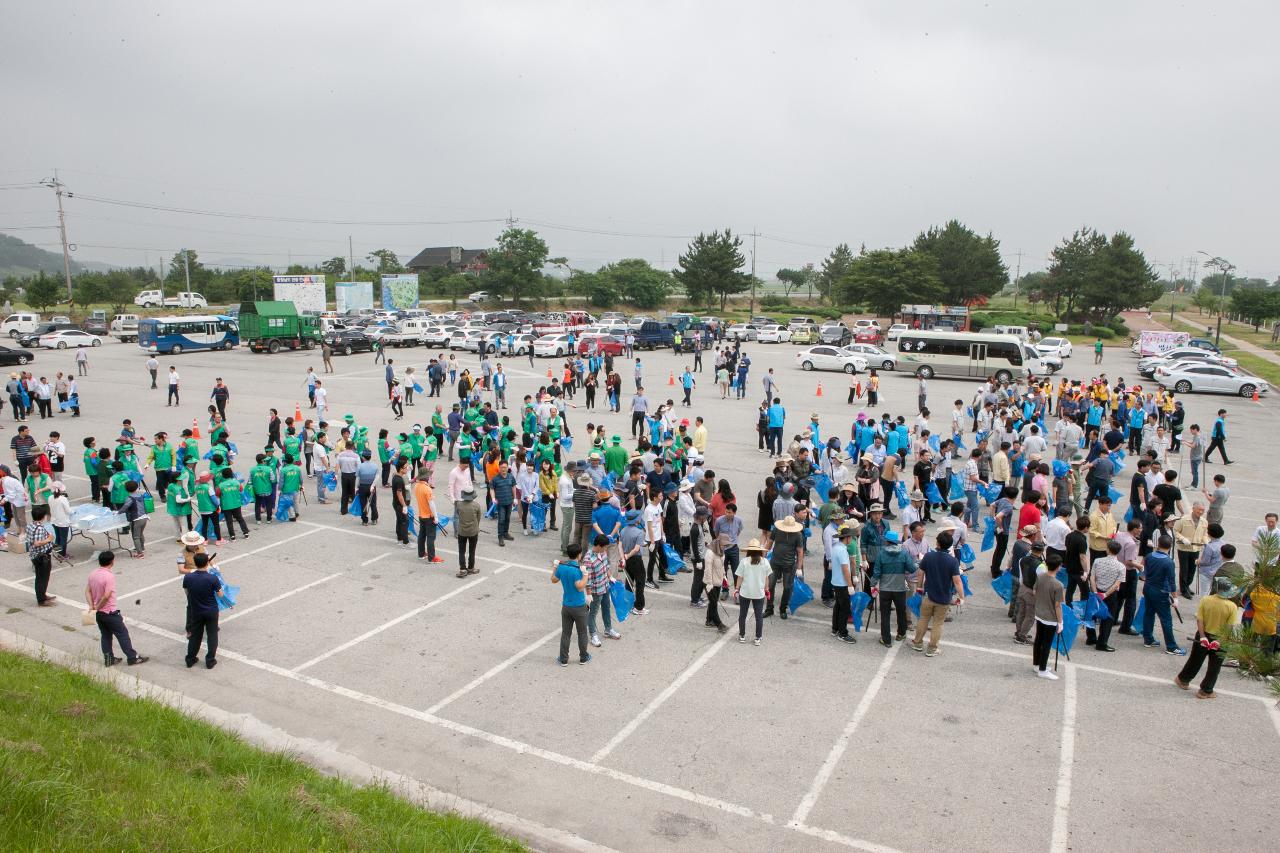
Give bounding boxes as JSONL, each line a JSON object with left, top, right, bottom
{"left": 9, "top": 342, "right": 1275, "bottom": 690}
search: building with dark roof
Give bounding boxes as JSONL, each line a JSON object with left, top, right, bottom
{"left": 404, "top": 246, "right": 487, "bottom": 272}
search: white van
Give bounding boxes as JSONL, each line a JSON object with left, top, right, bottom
{"left": 109, "top": 313, "right": 141, "bottom": 342}
{"left": 992, "top": 325, "right": 1029, "bottom": 342}
{"left": 163, "top": 291, "right": 208, "bottom": 309}
{"left": 318, "top": 317, "right": 349, "bottom": 334}
{"left": 135, "top": 289, "right": 164, "bottom": 308}
{"left": 1, "top": 312, "right": 41, "bottom": 338}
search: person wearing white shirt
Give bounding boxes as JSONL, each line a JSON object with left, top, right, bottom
{"left": 515, "top": 462, "right": 538, "bottom": 535}
{"left": 448, "top": 460, "right": 474, "bottom": 536}
{"left": 1022, "top": 426, "right": 1048, "bottom": 459}
{"left": 310, "top": 437, "right": 331, "bottom": 504}
{"left": 48, "top": 482, "right": 73, "bottom": 558}
{"left": 1042, "top": 507, "right": 1072, "bottom": 558}
{"left": 2, "top": 470, "right": 30, "bottom": 530}
{"left": 558, "top": 464, "right": 577, "bottom": 552}
{"left": 167, "top": 366, "right": 181, "bottom": 406}
{"left": 314, "top": 383, "right": 329, "bottom": 423}
{"left": 1253, "top": 514, "right": 1279, "bottom": 551}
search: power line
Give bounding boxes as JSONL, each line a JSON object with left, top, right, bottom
{"left": 69, "top": 193, "right": 507, "bottom": 227}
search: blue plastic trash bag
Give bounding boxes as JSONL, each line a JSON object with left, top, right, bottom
{"left": 347, "top": 493, "right": 362, "bottom": 517}
{"left": 1107, "top": 485, "right": 1124, "bottom": 505}
{"left": 789, "top": 577, "right": 815, "bottom": 612}
{"left": 663, "top": 542, "right": 685, "bottom": 573}
{"left": 485, "top": 501, "right": 498, "bottom": 519}
{"left": 59, "top": 396, "right": 79, "bottom": 412}
{"left": 210, "top": 567, "right": 239, "bottom": 611}
{"left": 530, "top": 500, "right": 548, "bottom": 533}
{"left": 407, "top": 510, "right": 418, "bottom": 537}
{"left": 274, "top": 493, "right": 295, "bottom": 521}
{"left": 560, "top": 436, "right": 573, "bottom": 452}
{"left": 323, "top": 471, "right": 338, "bottom": 490}
{"left": 435, "top": 514, "right": 451, "bottom": 532}
{"left": 1052, "top": 459, "right": 1070, "bottom": 479}
{"left": 928, "top": 433, "right": 941, "bottom": 453}
{"left": 1084, "top": 592, "right": 1109, "bottom": 624}
{"left": 600, "top": 473, "right": 615, "bottom": 492}
{"left": 894, "top": 480, "right": 908, "bottom": 509}
{"left": 845, "top": 440, "right": 858, "bottom": 458}
{"left": 610, "top": 579, "right": 635, "bottom": 622}
{"left": 965, "top": 406, "right": 974, "bottom": 418}
{"left": 850, "top": 590, "right": 873, "bottom": 631}
{"left": 925, "top": 482, "right": 943, "bottom": 504}
{"left": 1109, "top": 450, "right": 1126, "bottom": 475}
{"left": 1056, "top": 567, "right": 1069, "bottom": 588}
{"left": 958, "top": 543, "right": 976, "bottom": 566}
{"left": 1124, "top": 505, "right": 1134, "bottom": 524}
{"left": 949, "top": 473, "right": 966, "bottom": 502}
{"left": 1132, "top": 597, "right": 1146, "bottom": 633}
{"left": 961, "top": 573, "right": 973, "bottom": 596}
{"left": 813, "top": 474, "right": 835, "bottom": 503}
{"left": 412, "top": 381, "right": 424, "bottom": 393}
{"left": 981, "top": 482, "right": 1003, "bottom": 504}
{"left": 953, "top": 432, "right": 966, "bottom": 451}
{"left": 1056, "top": 606, "right": 1082, "bottom": 655}
{"left": 125, "top": 470, "right": 145, "bottom": 483}
{"left": 992, "top": 570, "right": 1015, "bottom": 604}
{"left": 907, "top": 592, "right": 922, "bottom": 618}
{"left": 981, "top": 516, "right": 996, "bottom": 552}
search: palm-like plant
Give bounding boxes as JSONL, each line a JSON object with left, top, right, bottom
{"left": 1220, "top": 536, "right": 1280, "bottom": 698}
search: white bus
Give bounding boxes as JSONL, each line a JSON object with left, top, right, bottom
{"left": 895, "top": 331, "right": 1052, "bottom": 382}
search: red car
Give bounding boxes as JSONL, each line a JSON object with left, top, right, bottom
{"left": 854, "top": 327, "right": 884, "bottom": 345}
{"left": 576, "top": 333, "right": 625, "bottom": 356}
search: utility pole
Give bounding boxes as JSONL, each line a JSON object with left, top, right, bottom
{"left": 183, "top": 249, "right": 191, "bottom": 293}
{"left": 39, "top": 170, "right": 74, "bottom": 303}
{"left": 1167, "top": 262, "right": 1178, "bottom": 323}
{"left": 748, "top": 229, "right": 758, "bottom": 314}
{"left": 1011, "top": 249, "right": 1024, "bottom": 310}
{"left": 348, "top": 235, "right": 355, "bottom": 279}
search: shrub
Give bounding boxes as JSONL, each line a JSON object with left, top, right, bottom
{"left": 760, "top": 294, "right": 791, "bottom": 308}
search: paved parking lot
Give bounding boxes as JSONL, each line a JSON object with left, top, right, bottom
{"left": 2, "top": 334, "right": 1276, "bottom": 852}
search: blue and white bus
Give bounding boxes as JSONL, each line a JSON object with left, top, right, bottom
{"left": 138, "top": 315, "right": 240, "bottom": 355}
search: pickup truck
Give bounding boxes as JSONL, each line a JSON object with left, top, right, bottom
{"left": 163, "top": 291, "right": 208, "bottom": 309}
{"left": 631, "top": 320, "right": 675, "bottom": 350}
{"left": 532, "top": 310, "right": 594, "bottom": 337}
{"left": 110, "top": 314, "right": 141, "bottom": 343}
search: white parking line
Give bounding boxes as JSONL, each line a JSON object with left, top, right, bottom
{"left": 424, "top": 628, "right": 560, "bottom": 715}
{"left": 591, "top": 631, "right": 733, "bottom": 763}
{"left": 790, "top": 643, "right": 900, "bottom": 826}
{"left": 360, "top": 552, "right": 393, "bottom": 567}
{"left": 221, "top": 573, "right": 342, "bottom": 623}
{"left": 119, "top": 528, "right": 319, "bottom": 599}
{"left": 1050, "top": 664, "right": 1078, "bottom": 853}
{"left": 292, "top": 576, "right": 487, "bottom": 672}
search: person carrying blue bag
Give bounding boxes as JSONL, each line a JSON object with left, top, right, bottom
{"left": 871, "top": 529, "right": 914, "bottom": 647}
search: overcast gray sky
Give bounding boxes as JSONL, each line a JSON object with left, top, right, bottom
{"left": 2, "top": 1, "right": 1276, "bottom": 282}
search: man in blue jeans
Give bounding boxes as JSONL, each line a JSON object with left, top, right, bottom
{"left": 489, "top": 459, "right": 516, "bottom": 547}
{"left": 1141, "top": 534, "right": 1186, "bottom": 656}
{"left": 766, "top": 396, "right": 786, "bottom": 458}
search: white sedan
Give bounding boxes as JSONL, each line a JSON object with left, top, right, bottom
{"left": 422, "top": 325, "right": 458, "bottom": 346}
{"left": 726, "top": 324, "right": 758, "bottom": 341}
{"left": 756, "top": 325, "right": 792, "bottom": 344}
{"left": 533, "top": 334, "right": 573, "bottom": 357}
{"left": 886, "top": 323, "right": 908, "bottom": 341}
{"left": 1035, "top": 337, "right": 1073, "bottom": 358}
{"left": 843, "top": 344, "right": 897, "bottom": 370}
{"left": 795, "top": 346, "right": 867, "bottom": 374}
{"left": 1155, "top": 363, "right": 1267, "bottom": 397}
{"left": 40, "top": 329, "right": 101, "bottom": 349}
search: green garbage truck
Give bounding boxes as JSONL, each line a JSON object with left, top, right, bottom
{"left": 238, "top": 301, "right": 321, "bottom": 353}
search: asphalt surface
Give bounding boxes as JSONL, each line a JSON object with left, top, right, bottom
{"left": 1, "top": 334, "right": 1275, "bottom": 853}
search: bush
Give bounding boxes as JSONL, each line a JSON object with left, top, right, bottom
{"left": 968, "top": 310, "right": 1057, "bottom": 331}
{"left": 760, "top": 294, "right": 791, "bottom": 308}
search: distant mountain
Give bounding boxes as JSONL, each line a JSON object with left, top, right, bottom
{"left": 0, "top": 232, "right": 111, "bottom": 279}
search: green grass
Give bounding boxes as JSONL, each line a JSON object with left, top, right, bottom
{"left": 0, "top": 651, "right": 526, "bottom": 852}
{"left": 1168, "top": 318, "right": 1280, "bottom": 387}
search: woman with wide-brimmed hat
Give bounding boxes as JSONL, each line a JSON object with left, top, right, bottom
{"left": 765, "top": 512, "right": 806, "bottom": 619}
{"left": 735, "top": 539, "right": 771, "bottom": 645}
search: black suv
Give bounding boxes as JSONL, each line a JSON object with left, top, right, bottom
{"left": 19, "top": 322, "right": 79, "bottom": 348}
{"left": 323, "top": 328, "right": 376, "bottom": 355}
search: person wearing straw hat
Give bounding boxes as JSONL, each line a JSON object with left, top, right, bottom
{"left": 454, "top": 488, "right": 482, "bottom": 578}
{"left": 765, "top": 513, "right": 805, "bottom": 619}
{"left": 736, "top": 539, "right": 770, "bottom": 645}
{"left": 830, "top": 521, "right": 858, "bottom": 644}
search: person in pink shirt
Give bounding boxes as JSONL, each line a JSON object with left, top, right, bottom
{"left": 85, "top": 550, "right": 148, "bottom": 667}
{"left": 447, "top": 459, "right": 474, "bottom": 536}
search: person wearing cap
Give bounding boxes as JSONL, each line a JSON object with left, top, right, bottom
{"left": 872, "top": 529, "right": 915, "bottom": 647}
{"left": 603, "top": 435, "right": 628, "bottom": 479}
{"left": 736, "top": 539, "right": 771, "bottom": 644}
{"left": 454, "top": 488, "right": 482, "bottom": 577}
{"left": 354, "top": 449, "right": 380, "bottom": 526}
{"left": 911, "top": 528, "right": 965, "bottom": 657}
{"left": 859, "top": 503, "right": 888, "bottom": 587}
{"left": 248, "top": 453, "right": 276, "bottom": 525}
{"left": 830, "top": 522, "right": 857, "bottom": 644}
{"left": 765, "top": 513, "right": 805, "bottom": 619}
{"left": 1174, "top": 575, "right": 1240, "bottom": 698}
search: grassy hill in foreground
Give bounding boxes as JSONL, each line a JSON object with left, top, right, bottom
{"left": 0, "top": 650, "right": 526, "bottom": 852}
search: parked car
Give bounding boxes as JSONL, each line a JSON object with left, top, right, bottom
{"left": 853, "top": 326, "right": 884, "bottom": 344}
{"left": 0, "top": 344, "right": 34, "bottom": 365}
{"left": 1035, "top": 337, "right": 1073, "bottom": 359}
{"left": 534, "top": 334, "right": 574, "bottom": 357}
{"left": 1138, "top": 349, "right": 1236, "bottom": 377}
{"left": 795, "top": 346, "right": 866, "bottom": 374}
{"left": 468, "top": 291, "right": 491, "bottom": 303}
{"left": 39, "top": 328, "right": 101, "bottom": 349}
{"left": 576, "top": 333, "right": 626, "bottom": 356}
{"left": 886, "top": 323, "right": 909, "bottom": 341}
{"left": 749, "top": 316, "right": 776, "bottom": 327}
{"left": 163, "top": 291, "right": 208, "bottom": 309}
{"left": 631, "top": 321, "right": 675, "bottom": 350}
{"left": 81, "top": 317, "right": 109, "bottom": 336}
{"left": 1185, "top": 337, "right": 1221, "bottom": 354}
{"left": 323, "top": 328, "right": 376, "bottom": 355}
{"left": 789, "top": 324, "right": 820, "bottom": 345}
{"left": 844, "top": 343, "right": 897, "bottom": 370}
{"left": 19, "top": 322, "right": 78, "bottom": 348}
{"left": 853, "top": 318, "right": 881, "bottom": 329}
{"left": 463, "top": 331, "right": 505, "bottom": 353}
{"left": 818, "top": 324, "right": 851, "bottom": 346}
{"left": 756, "top": 325, "right": 793, "bottom": 344}
{"left": 786, "top": 316, "right": 815, "bottom": 329}
{"left": 1155, "top": 363, "right": 1267, "bottom": 397}
{"left": 726, "top": 324, "right": 759, "bottom": 342}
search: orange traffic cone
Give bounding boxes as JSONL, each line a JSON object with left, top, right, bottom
{"left": 547, "top": 368, "right": 553, "bottom": 380}
{"left": 191, "top": 418, "right": 201, "bottom": 439}
{"left": 815, "top": 382, "right": 823, "bottom": 397}
{"left": 294, "top": 402, "right": 302, "bottom": 422}
{"left": 668, "top": 371, "right": 675, "bottom": 386}
{"left": 1253, "top": 389, "right": 1260, "bottom": 403}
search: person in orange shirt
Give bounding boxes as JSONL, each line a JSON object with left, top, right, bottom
{"left": 414, "top": 468, "right": 444, "bottom": 563}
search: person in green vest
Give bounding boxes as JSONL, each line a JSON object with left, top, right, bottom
{"left": 604, "top": 435, "right": 629, "bottom": 479}
{"left": 522, "top": 404, "right": 538, "bottom": 438}
{"left": 406, "top": 425, "right": 426, "bottom": 474}
{"left": 193, "top": 472, "right": 224, "bottom": 544}
{"left": 209, "top": 414, "right": 229, "bottom": 450}
{"left": 430, "top": 406, "right": 446, "bottom": 458}
{"left": 457, "top": 424, "right": 475, "bottom": 470}
{"left": 165, "top": 472, "right": 193, "bottom": 540}
{"left": 108, "top": 462, "right": 132, "bottom": 510}
{"left": 416, "top": 426, "right": 436, "bottom": 467}
{"left": 25, "top": 467, "right": 52, "bottom": 514}
{"left": 115, "top": 439, "right": 141, "bottom": 474}
{"left": 535, "top": 432, "right": 557, "bottom": 468}
{"left": 217, "top": 468, "right": 250, "bottom": 541}
{"left": 283, "top": 428, "right": 301, "bottom": 465}
{"left": 249, "top": 453, "right": 276, "bottom": 524}
{"left": 376, "top": 429, "right": 396, "bottom": 487}
{"left": 147, "top": 432, "right": 176, "bottom": 498}
{"left": 178, "top": 428, "right": 199, "bottom": 469}
{"left": 278, "top": 454, "right": 304, "bottom": 522}
{"left": 83, "top": 436, "right": 103, "bottom": 505}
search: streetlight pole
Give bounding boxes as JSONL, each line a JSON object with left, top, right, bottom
{"left": 1197, "top": 251, "right": 1234, "bottom": 348}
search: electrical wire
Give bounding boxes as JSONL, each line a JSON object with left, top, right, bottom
{"left": 70, "top": 193, "right": 507, "bottom": 227}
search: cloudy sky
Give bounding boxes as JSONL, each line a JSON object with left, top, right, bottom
{"left": 2, "top": 1, "right": 1276, "bottom": 282}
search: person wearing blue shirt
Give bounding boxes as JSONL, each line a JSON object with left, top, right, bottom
{"left": 1127, "top": 407, "right": 1145, "bottom": 452}
{"left": 553, "top": 545, "right": 591, "bottom": 665}
{"left": 681, "top": 369, "right": 696, "bottom": 407}
{"left": 489, "top": 461, "right": 517, "bottom": 546}
{"left": 765, "top": 398, "right": 786, "bottom": 457}
{"left": 1141, "top": 534, "right": 1186, "bottom": 655}
{"left": 735, "top": 356, "right": 750, "bottom": 399}
{"left": 1206, "top": 408, "right": 1230, "bottom": 464}
{"left": 1086, "top": 403, "right": 1104, "bottom": 429}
